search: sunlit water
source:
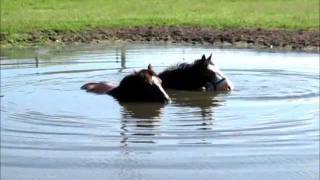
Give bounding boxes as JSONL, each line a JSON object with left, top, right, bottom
{"left": 1, "top": 44, "right": 319, "bottom": 180}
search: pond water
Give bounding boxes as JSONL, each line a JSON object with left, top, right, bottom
{"left": 1, "top": 44, "right": 319, "bottom": 180}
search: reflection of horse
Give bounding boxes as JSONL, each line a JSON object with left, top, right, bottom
{"left": 81, "top": 65, "right": 171, "bottom": 102}
{"left": 120, "top": 102, "right": 164, "bottom": 119}
{"left": 119, "top": 103, "right": 163, "bottom": 145}
{"left": 118, "top": 91, "right": 221, "bottom": 146}
{"left": 119, "top": 90, "right": 222, "bottom": 120}
{"left": 169, "top": 90, "right": 223, "bottom": 122}
{"left": 159, "top": 54, "right": 234, "bottom": 91}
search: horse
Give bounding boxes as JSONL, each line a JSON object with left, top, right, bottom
{"left": 81, "top": 64, "right": 171, "bottom": 103}
{"left": 158, "top": 54, "right": 234, "bottom": 91}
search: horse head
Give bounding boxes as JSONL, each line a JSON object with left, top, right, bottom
{"left": 111, "top": 64, "right": 171, "bottom": 103}
{"left": 158, "top": 54, "right": 234, "bottom": 91}
{"left": 194, "top": 54, "right": 234, "bottom": 91}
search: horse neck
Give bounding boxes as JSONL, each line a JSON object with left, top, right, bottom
{"left": 108, "top": 86, "right": 120, "bottom": 97}
{"left": 159, "top": 68, "right": 194, "bottom": 89}
{"left": 108, "top": 83, "right": 132, "bottom": 99}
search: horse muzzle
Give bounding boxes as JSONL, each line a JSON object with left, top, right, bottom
{"left": 205, "top": 78, "right": 234, "bottom": 91}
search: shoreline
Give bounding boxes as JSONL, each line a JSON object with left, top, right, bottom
{"left": 1, "top": 27, "right": 319, "bottom": 52}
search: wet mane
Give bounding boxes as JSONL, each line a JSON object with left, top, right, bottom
{"left": 117, "top": 69, "right": 153, "bottom": 89}
{"left": 165, "top": 59, "right": 204, "bottom": 71}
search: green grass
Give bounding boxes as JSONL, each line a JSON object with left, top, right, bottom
{"left": 1, "top": 0, "right": 319, "bottom": 35}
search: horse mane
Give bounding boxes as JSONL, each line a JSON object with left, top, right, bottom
{"left": 119, "top": 65, "right": 158, "bottom": 86}
{"left": 164, "top": 59, "right": 203, "bottom": 72}
{"left": 109, "top": 67, "right": 163, "bottom": 101}
{"left": 118, "top": 69, "right": 150, "bottom": 88}
{"left": 158, "top": 59, "right": 206, "bottom": 90}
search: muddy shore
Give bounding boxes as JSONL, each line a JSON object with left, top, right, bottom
{"left": 1, "top": 27, "right": 319, "bottom": 52}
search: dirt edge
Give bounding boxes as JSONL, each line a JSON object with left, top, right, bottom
{"left": 1, "top": 27, "right": 319, "bottom": 52}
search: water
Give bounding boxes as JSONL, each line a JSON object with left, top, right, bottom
{"left": 1, "top": 44, "right": 319, "bottom": 180}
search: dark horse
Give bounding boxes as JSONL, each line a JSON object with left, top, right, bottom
{"left": 158, "top": 54, "right": 234, "bottom": 91}
{"left": 81, "top": 65, "right": 171, "bottom": 103}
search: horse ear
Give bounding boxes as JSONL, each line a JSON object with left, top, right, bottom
{"left": 206, "top": 53, "right": 213, "bottom": 64}
{"left": 148, "top": 64, "right": 153, "bottom": 71}
{"left": 207, "top": 53, "right": 212, "bottom": 60}
{"left": 148, "top": 64, "right": 156, "bottom": 75}
{"left": 201, "top": 54, "right": 206, "bottom": 61}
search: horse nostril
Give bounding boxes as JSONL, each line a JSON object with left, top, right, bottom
{"left": 227, "top": 86, "right": 231, "bottom": 91}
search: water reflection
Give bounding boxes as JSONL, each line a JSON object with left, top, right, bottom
{"left": 170, "top": 90, "right": 221, "bottom": 120}
{"left": 118, "top": 91, "right": 221, "bottom": 145}
{"left": 120, "top": 102, "right": 165, "bottom": 119}
{"left": 116, "top": 46, "right": 127, "bottom": 72}
{"left": 119, "top": 120, "right": 158, "bottom": 145}
{"left": 119, "top": 103, "right": 164, "bottom": 144}
{"left": 35, "top": 56, "right": 39, "bottom": 68}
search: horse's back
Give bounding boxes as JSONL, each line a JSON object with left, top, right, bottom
{"left": 81, "top": 82, "right": 114, "bottom": 94}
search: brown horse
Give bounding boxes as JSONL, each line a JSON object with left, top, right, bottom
{"left": 81, "top": 65, "right": 171, "bottom": 103}
{"left": 158, "top": 54, "right": 234, "bottom": 91}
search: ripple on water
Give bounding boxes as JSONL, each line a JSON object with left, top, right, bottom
{"left": 1, "top": 45, "right": 319, "bottom": 180}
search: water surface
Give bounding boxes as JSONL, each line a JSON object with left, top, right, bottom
{"left": 1, "top": 44, "right": 319, "bottom": 180}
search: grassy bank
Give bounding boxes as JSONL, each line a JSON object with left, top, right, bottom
{"left": 1, "top": 0, "right": 319, "bottom": 44}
